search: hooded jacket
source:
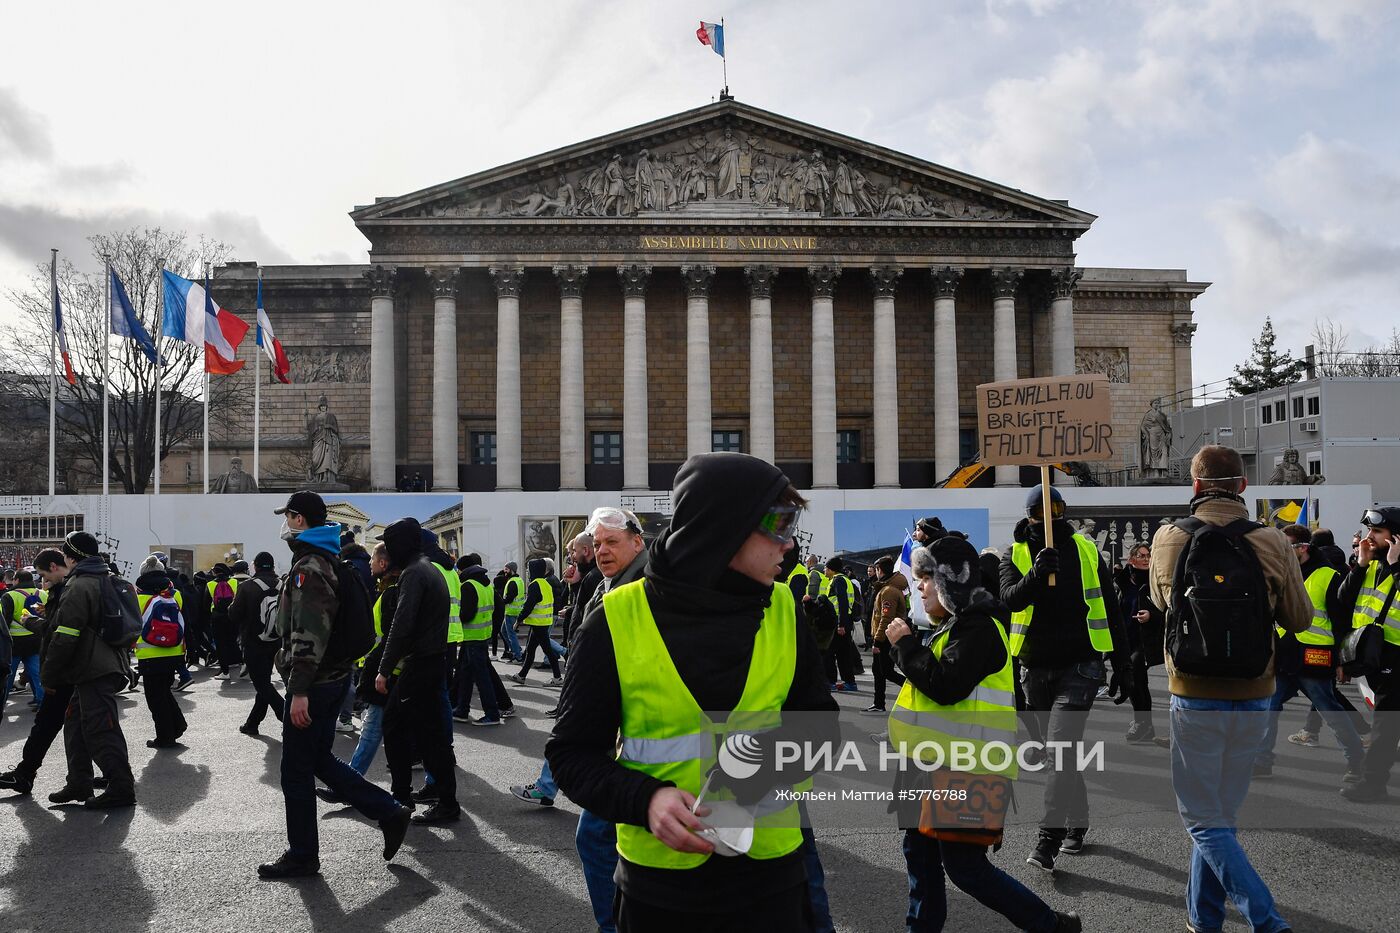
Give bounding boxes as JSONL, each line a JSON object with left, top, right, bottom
{"left": 230, "top": 566, "right": 280, "bottom": 656}
{"left": 516, "top": 557, "right": 558, "bottom": 624}
{"left": 999, "top": 517, "right": 1125, "bottom": 669}
{"left": 1336, "top": 545, "right": 1400, "bottom": 672}
{"left": 547, "top": 453, "right": 837, "bottom": 912}
{"left": 276, "top": 522, "right": 348, "bottom": 695}
{"left": 869, "top": 571, "right": 909, "bottom": 644}
{"left": 41, "top": 557, "right": 129, "bottom": 687}
{"left": 378, "top": 517, "right": 450, "bottom": 676}
{"left": 340, "top": 541, "right": 374, "bottom": 594}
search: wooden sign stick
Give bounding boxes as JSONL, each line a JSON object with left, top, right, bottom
{"left": 1041, "top": 464, "right": 1056, "bottom": 587}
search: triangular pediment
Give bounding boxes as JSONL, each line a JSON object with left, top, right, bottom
{"left": 352, "top": 101, "right": 1095, "bottom": 229}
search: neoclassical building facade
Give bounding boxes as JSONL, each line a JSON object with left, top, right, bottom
{"left": 213, "top": 100, "right": 1207, "bottom": 493}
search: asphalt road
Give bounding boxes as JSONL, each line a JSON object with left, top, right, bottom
{"left": 1, "top": 661, "right": 1396, "bottom": 933}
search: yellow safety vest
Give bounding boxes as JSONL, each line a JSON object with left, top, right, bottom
{"left": 824, "top": 574, "right": 851, "bottom": 616}
{"left": 1009, "top": 534, "right": 1112, "bottom": 657}
{"left": 462, "top": 579, "right": 493, "bottom": 642}
{"left": 1279, "top": 566, "right": 1337, "bottom": 645}
{"left": 436, "top": 563, "right": 463, "bottom": 643}
{"left": 524, "top": 579, "right": 555, "bottom": 627}
{"left": 207, "top": 578, "right": 240, "bottom": 604}
{"left": 890, "top": 616, "right": 1018, "bottom": 778}
{"left": 605, "top": 579, "right": 803, "bottom": 869}
{"left": 786, "top": 566, "right": 809, "bottom": 591}
{"left": 1351, "top": 562, "right": 1400, "bottom": 648}
{"left": 6, "top": 588, "right": 39, "bottom": 637}
{"left": 503, "top": 576, "right": 526, "bottom": 620}
{"left": 372, "top": 583, "right": 403, "bottom": 675}
{"left": 134, "top": 590, "right": 186, "bottom": 660}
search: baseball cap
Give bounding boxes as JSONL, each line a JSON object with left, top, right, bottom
{"left": 274, "top": 490, "right": 328, "bottom": 526}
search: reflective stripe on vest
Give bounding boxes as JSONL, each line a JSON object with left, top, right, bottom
{"left": 1008, "top": 534, "right": 1112, "bottom": 657}
{"left": 525, "top": 579, "right": 555, "bottom": 627}
{"left": 6, "top": 588, "right": 37, "bottom": 637}
{"left": 437, "top": 563, "right": 464, "bottom": 643}
{"left": 503, "top": 576, "right": 526, "bottom": 619}
{"left": 1279, "top": 566, "right": 1337, "bottom": 645}
{"left": 1352, "top": 563, "right": 1400, "bottom": 647}
{"left": 606, "top": 578, "right": 803, "bottom": 869}
{"left": 134, "top": 592, "right": 184, "bottom": 659}
{"left": 889, "top": 617, "right": 1019, "bottom": 778}
{"left": 462, "top": 579, "right": 493, "bottom": 641}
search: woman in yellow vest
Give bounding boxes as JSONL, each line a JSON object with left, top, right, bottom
{"left": 887, "top": 534, "right": 1081, "bottom": 933}
{"left": 547, "top": 453, "right": 839, "bottom": 933}
{"left": 1339, "top": 507, "right": 1400, "bottom": 802}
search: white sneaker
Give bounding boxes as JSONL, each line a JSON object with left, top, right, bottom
{"left": 547, "top": 677, "right": 564, "bottom": 687}
{"left": 1287, "top": 730, "right": 1320, "bottom": 748}
{"left": 335, "top": 720, "right": 357, "bottom": 734}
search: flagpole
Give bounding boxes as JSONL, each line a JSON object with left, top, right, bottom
{"left": 103, "top": 256, "right": 111, "bottom": 497}
{"left": 203, "top": 261, "right": 210, "bottom": 495}
{"left": 253, "top": 267, "right": 262, "bottom": 485}
{"left": 48, "top": 248, "right": 57, "bottom": 496}
{"left": 721, "top": 17, "right": 728, "bottom": 93}
{"left": 153, "top": 261, "right": 163, "bottom": 495}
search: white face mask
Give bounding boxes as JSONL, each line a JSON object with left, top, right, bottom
{"left": 279, "top": 519, "right": 296, "bottom": 541}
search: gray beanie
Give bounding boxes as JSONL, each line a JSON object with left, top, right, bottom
{"left": 139, "top": 556, "right": 164, "bottom": 576}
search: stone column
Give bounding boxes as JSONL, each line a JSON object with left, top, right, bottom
{"left": 365, "top": 265, "right": 398, "bottom": 491}
{"left": 932, "top": 266, "right": 964, "bottom": 481}
{"left": 1050, "top": 266, "right": 1082, "bottom": 377}
{"left": 870, "top": 265, "right": 903, "bottom": 488}
{"left": 555, "top": 265, "right": 588, "bottom": 490}
{"left": 490, "top": 264, "right": 526, "bottom": 491}
{"left": 744, "top": 265, "right": 778, "bottom": 463}
{"left": 681, "top": 264, "right": 716, "bottom": 459}
{"left": 618, "top": 264, "right": 652, "bottom": 490}
{"left": 1172, "top": 321, "right": 1198, "bottom": 405}
{"left": 808, "top": 264, "right": 841, "bottom": 489}
{"left": 428, "top": 268, "right": 460, "bottom": 491}
{"left": 991, "top": 267, "right": 1024, "bottom": 487}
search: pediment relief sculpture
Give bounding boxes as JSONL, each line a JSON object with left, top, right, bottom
{"left": 406, "top": 126, "right": 1032, "bottom": 222}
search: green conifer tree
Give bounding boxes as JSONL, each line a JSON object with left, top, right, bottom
{"left": 1228, "top": 317, "right": 1306, "bottom": 396}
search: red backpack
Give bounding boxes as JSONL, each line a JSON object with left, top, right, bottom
{"left": 141, "top": 593, "right": 185, "bottom": 648}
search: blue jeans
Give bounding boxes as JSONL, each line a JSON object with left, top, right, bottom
{"left": 801, "top": 824, "right": 835, "bottom": 933}
{"left": 280, "top": 676, "right": 401, "bottom": 859}
{"left": 575, "top": 810, "right": 618, "bottom": 933}
{"left": 1170, "top": 695, "right": 1290, "bottom": 933}
{"left": 501, "top": 616, "right": 522, "bottom": 657}
{"left": 1259, "top": 672, "right": 1364, "bottom": 769}
{"left": 903, "top": 829, "right": 1058, "bottom": 932}
{"left": 349, "top": 704, "right": 385, "bottom": 775}
{"left": 535, "top": 758, "right": 558, "bottom": 799}
{"left": 9, "top": 653, "right": 43, "bottom": 707}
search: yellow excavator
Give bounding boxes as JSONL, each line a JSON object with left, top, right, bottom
{"left": 936, "top": 454, "right": 1101, "bottom": 488}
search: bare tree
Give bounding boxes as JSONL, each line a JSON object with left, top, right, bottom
{"left": 1311, "top": 316, "right": 1400, "bottom": 377}
{"left": 0, "top": 227, "right": 252, "bottom": 493}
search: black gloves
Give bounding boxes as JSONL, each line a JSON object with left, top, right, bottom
{"left": 1031, "top": 548, "right": 1060, "bottom": 581}
{"left": 1107, "top": 654, "right": 1134, "bottom": 705}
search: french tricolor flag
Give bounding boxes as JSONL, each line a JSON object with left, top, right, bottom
{"left": 256, "top": 276, "right": 291, "bottom": 383}
{"left": 696, "top": 21, "right": 724, "bottom": 56}
{"left": 52, "top": 259, "right": 76, "bottom": 385}
{"left": 161, "top": 270, "right": 250, "bottom": 375}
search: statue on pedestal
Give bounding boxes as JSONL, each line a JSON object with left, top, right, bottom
{"left": 1139, "top": 400, "right": 1172, "bottom": 478}
{"left": 1268, "top": 448, "right": 1324, "bottom": 485}
{"left": 307, "top": 395, "right": 342, "bottom": 487}
{"left": 211, "top": 456, "right": 259, "bottom": 494}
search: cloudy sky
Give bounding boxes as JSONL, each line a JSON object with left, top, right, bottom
{"left": 2, "top": 0, "right": 1397, "bottom": 389}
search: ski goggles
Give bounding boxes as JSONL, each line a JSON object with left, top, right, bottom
{"left": 757, "top": 505, "right": 802, "bottom": 544}
{"left": 1027, "top": 499, "right": 1066, "bottom": 521}
{"left": 586, "top": 507, "right": 642, "bottom": 536}
{"left": 1361, "top": 509, "right": 1400, "bottom": 530}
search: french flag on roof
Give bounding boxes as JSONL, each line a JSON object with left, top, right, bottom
{"left": 256, "top": 276, "right": 291, "bottom": 383}
{"left": 161, "top": 270, "right": 250, "bottom": 374}
{"left": 52, "top": 260, "right": 76, "bottom": 385}
{"left": 696, "top": 21, "right": 724, "bottom": 56}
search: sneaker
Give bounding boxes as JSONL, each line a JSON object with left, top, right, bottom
{"left": 1343, "top": 768, "right": 1364, "bottom": 784}
{"left": 380, "top": 805, "right": 412, "bottom": 860}
{"left": 412, "top": 802, "right": 463, "bottom": 824}
{"left": 175, "top": 676, "right": 194, "bottom": 692}
{"left": 544, "top": 707, "right": 560, "bottom": 718}
{"left": 472, "top": 716, "right": 503, "bottom": 726}
{"left": 48, "top": 784, "right": 94, "bottom": 805}
{"left": 239, "top": 723, "right": 259, "bottom": 737}
{"left": 1054, "top": 912, "right": 1082, "bottom": 933}
{"left": 335, "top": 719, "right": 357, "bottom": 734}
{"left": 84, "top": 787, "right": 136, "bottom": 810}
{"left": 1252, "top": 763, "right": 1273, "bottom": 780}
{"left": 410, "top": 784, "right": 440, "bottom": 803}
{"left": 146, "top": 739, "right": 183, "bottom": 749}
{"left": 1026, "top": 836, "right": 1058, "bottom": 873}
{"left": 509, "top": 783, "right": 555, "bottom": 807}
{"left": 258, "top": 852, "right": 321, "bottom": 879}
{"left": 1095, "top": 685, "right": 1111, "bottom": 700}
{"left": 510, "top": 673, "right": 527, "bottom": 685}
{"left": 1287, "top": 730, "right": 1320, "bottom": 748}
{"left": 828, "top": 683, "right": 839, "bottom": 692}
{"left": 452, "top": 711, "right": 474, "bottom": 723}
{"left": 547, "top": 676, "right": 564, "bottom": 687}
{"left": 0, "top": 768, "right": 35, "bottom": 794}
{"left": 862, "top": 704, "right": 886, "bottom": 714}
{"left": 1125, "top": 722, "right": 1157, "bottom": 745}
{"left": 1340, "top": 781, "right": 1389, "bottom": 803}
{"left": 499, "top": 706, "right": 517, "bottom": 719}
{"left": 1059, "top": 828, "right": 1088, "bottom": 855}
{"left": 868, "top": 731, "right": 888, "bottom": 745}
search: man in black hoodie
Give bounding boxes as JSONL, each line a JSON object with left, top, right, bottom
{"left": 999, "top": 486, "right": 1129, "bottom": 872}
{"left": 452, "top": 553, "right": 514, "bottom": 726}
{"left": 547, "top": 453, "right": 838, "bottom": 932}
{"left": 377, "top": 517, "right": 460, "bottom": 823}
{"left": 511, "top": 557, "right": 563, "bottom": 685}
{"left": 232, "top": 552, "right": 284, "bottom": 735}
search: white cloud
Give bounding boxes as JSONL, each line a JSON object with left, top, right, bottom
{"left": 1142, "top": 0, "right": 1385, "bottom": 45}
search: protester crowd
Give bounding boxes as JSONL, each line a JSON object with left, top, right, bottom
{"left": 0, "top": 445, "right": 1396, "bottom": 933}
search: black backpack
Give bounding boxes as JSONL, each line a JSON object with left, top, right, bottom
{"left": 324, "top": 559, "right": 375, "bottom": 665}
{"left": 1165, "top": 518, "right": 1274, "bottom": 679}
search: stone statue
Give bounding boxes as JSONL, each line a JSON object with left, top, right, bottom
{"left": 633, "top": 149, "right": 655, "bottom": 212}
{"left": 850, "top": 164, "right": 877, "bottom": 215}
{"left": 511, "top": 176, "right": 574, "bottom": 216}
{"left": 1268, "top": 447, "right": 1324, "bottom": 485}
{"left": 307, "top": 395, "right": 342, "bottom": 486}
{"left": 654, "top": 153, "right": 678, "bottom": 209}
{"left": 831, "top": 155, "right": 857, "bottom": 216}
{"left": 211, "top": 456, "right": 259, "bottom": 494}
{"left": 881, "top": 183, "right": 909, "bottom": 217}
{"left": 711, "top": 128, "right": 744, "bottom": 199}
{"left": 1138, "top": 400, "right": 1172, "bottom": 476}
{"left": 600, "top": 155, "right": 628, "bottom": 216}
{"left": 750, "top": 155, "right": 775, "bottom": 206}
{"left": 803, "top": 150, "right": 831, "bottom": 214}
{"left": 680, "top": 155, "right": 708, "bottom": 203}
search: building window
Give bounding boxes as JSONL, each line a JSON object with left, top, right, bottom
{"left": 591, "top": 431, "right": 623, "bottom": 465}
{"left": 837, "top": 430, "right": 861, "bottom": 464}
{"left": 470, "top": 432, "right": 496, "bottom": 466}
{"left": 1291, "top": 396, "right": 1304, "bottom": 419}
{"left": 712, "top": 430, "right": 743, "bottom": 453}
{"left": 959, "top": 428, "right": 978, "bottom": 466}
{"left": 1261, "top": 405, "right": 1273, "bottom": 425}
{"left": 1306, "top": 395, "right": 1320, "bottom": 416}
{"left": 1274, "top": 400, "right": 1286, "bottom": 422}
{"left": 1307, "top": 453, "right": 1322, "bottom": 477}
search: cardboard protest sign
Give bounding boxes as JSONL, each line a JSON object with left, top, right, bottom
{"left": 976, "top": 375, "right": 1114, "bottom": 466}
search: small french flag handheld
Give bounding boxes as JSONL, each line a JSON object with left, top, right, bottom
{"left": 696, "top": 20, "right": 724, "bottom": 57}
